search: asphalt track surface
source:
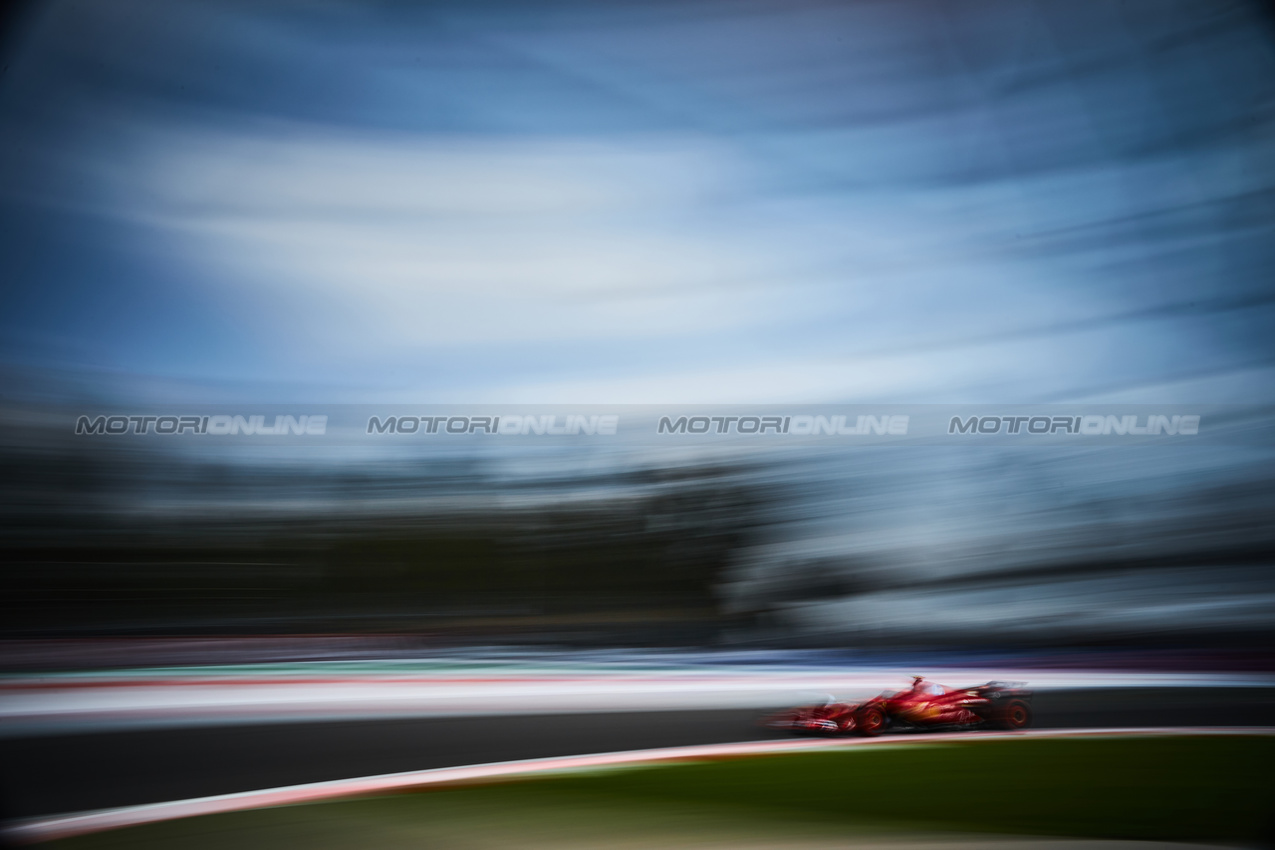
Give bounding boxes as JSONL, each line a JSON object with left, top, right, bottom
{"left": 3, "top": 687, "right": 1274, "bottom": 821}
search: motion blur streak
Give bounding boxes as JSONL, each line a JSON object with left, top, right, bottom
{"left": 0, "top": 0, "right": 1274, "bottom": 649}
{"left": 2, "top": 3, "right": 1275, "bottom": 843}
{"left": 8, "top": 729, "right": 1270, "bottom": 845}
{"left": 1, "top": 1, "right": 1273, "bottom": 401}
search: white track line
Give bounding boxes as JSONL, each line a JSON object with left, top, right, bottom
{"left": 5, "top": 727, "right": 1273, "bottom": 845}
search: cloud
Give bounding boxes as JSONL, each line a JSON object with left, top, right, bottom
{"left": 1, "top": 0, "right": 1272, "bottom": 402}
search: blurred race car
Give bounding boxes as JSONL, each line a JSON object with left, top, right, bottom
{"left": 766, "top": 676, "right": 1032, "bottom": 736}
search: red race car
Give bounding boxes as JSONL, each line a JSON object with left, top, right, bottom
{"left": 766, "top": 677, "right": 1032, "bottom": 737}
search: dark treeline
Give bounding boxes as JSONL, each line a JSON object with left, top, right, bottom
{"left": 0, "top": 454, "right": 770, "bottom": 642}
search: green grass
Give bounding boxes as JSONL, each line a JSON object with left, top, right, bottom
{"left": 533, "top": 735, "right": 1275, "bottom": 841}
{"left": 46, "top": 735, "right": 1275, "bottom": 849}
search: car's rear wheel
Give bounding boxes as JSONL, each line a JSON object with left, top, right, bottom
{"left": 855, "top": 706, "right": 887, "bottom": 737}
{"left": 1001, "top": 700, "right": 1032, "bottom": 730}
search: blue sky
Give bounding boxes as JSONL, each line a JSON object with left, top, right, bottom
{"left": 1, "top": 0, "right": 1274, "bottom": 404}
{"left": 2, "top": 1, "right": 1275, "bottom": 641}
